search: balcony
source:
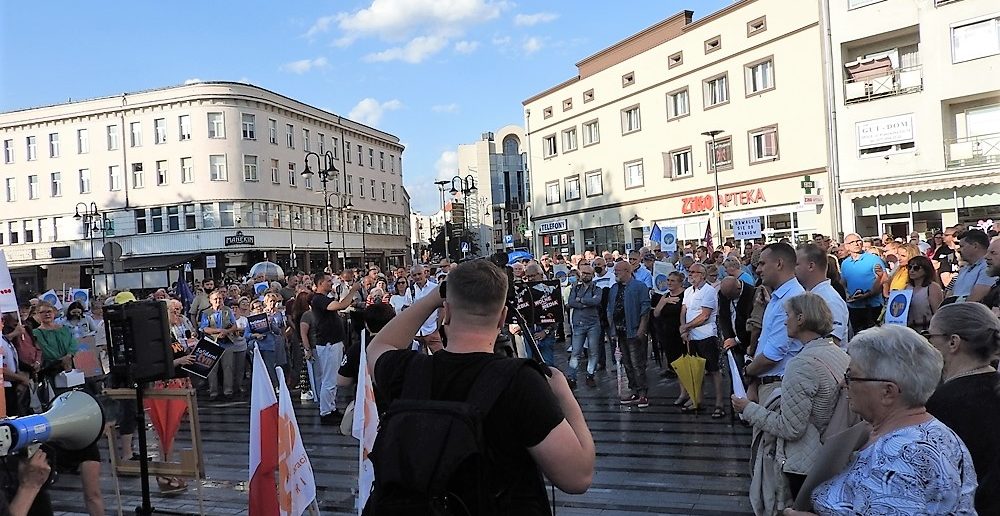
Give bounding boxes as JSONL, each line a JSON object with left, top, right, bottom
{"left": 844, "top": 64, "right": 922, "bottom": 104}
{"left": 945, "top": 132, "right": 1000, "bottom": 169}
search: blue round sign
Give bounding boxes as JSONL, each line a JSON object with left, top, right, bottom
{"left": 889, "top": 293, "right": 908, "bottom": 318}
{"left": 654, "top": 274, "right": 669, "bottom": 292}
{"left": 662, "top": 233, "right": 675, "bottom": 245}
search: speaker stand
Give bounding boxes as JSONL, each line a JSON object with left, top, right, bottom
{"left": 132, "top": 383, "right": 195, "bottom": 516}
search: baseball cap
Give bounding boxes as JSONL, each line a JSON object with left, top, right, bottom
{"left": 113, "top": 291, "right": 137, "bottom": 304}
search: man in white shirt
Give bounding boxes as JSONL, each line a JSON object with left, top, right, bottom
{"left": 795, "top": 243, "right": 849, "bottom": 345}
{"left": 404, "top": 264, "right": 442, "bottom": 352}
{"left": 679, "top": 263, "right": 725, "bottom": 417}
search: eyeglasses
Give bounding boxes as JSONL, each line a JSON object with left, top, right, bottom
{"left": 843, "top": 371, "right": 896, "bottom": 387}
{"left": 919, "top": 330, "right": 948, "bottom": 340}
{"left": 845, "top": 240, "right": 862, "bottom": 245}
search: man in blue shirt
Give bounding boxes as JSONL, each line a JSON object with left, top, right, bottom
{"left": 840, "top": 233, "right": 885, "bottom": 335}
{"left": 950, "top": 229, "right": 994, "bottom": 303}
{"left": 724, "top": 256, "right": 755, "bottom": 286}
{"left": 628, "top": 250, "right": 653, "bottom": 289}
{"left": 744, "top": 243, "right": 804, "bottom": 403}
{"left": 607, "top": 261, "right": 651, "bottom": 407}
{"left": 795, "top": 244, "right": 849, "bottom": 345}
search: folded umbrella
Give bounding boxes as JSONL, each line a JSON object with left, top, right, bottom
{"left": 670, "top": 342, "right": 706, "bottom": 409}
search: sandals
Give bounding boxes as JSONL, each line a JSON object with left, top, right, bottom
{"left": 712, "top": 407, "right": 726, "bottom": 419}
{"left": 672, "top": 396, "right": 690, "bottom": 406}
{"left": 157, "top": 476, "right": 187, "bottom": 494}
{"left": 680, "top": 404, "right": 699, "bottom": 414}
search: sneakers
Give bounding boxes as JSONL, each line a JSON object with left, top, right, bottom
{"left": 567, "top": 378, "right": 577, "bottom": 390}
{"left": 637, "top": 396, "right": 650, "bottom": 408}
{"left": 300, "top": 390, "right": 315, "bottom": 401}
{"left": 585, "top": 375, "right": 596, "bottom": 388}
{"left": 320, "top": 410, "right": 344, "bottom": 426}
{"left": 620, "top": 394, "right": 640, "bottom": 405}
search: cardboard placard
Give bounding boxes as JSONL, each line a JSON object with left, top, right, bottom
{"left": 180, "top": 338, "right": 225, "bottom": 379}
{"left": 516, "top": 280, "right": 564, "bottom": 326}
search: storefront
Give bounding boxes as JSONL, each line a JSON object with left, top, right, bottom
{"left": 581, "top": 224, "right": 625, "bottom": 255}
{"left": 849, "top": 178, "right": 1000, "bottom": 238}
{"left": 538, "top": 219, "right": 577, "bottom": 257}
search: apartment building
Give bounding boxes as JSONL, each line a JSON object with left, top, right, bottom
{"left": 455, "top": 125, "right": 529, "bottom": 254}
{"left": 832, "top": 0, "right": 1000, "bottom": 236}
{"left": 0, "top": 82, "right": 409, "bottom": 295}
{"left": 522, "top": 0, "right": 833, "bottom": 255}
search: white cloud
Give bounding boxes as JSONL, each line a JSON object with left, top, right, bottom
{"left": 491, "top": 35, "right": 511, "bottom": 46}
{"left": 523, "top": 36, "right": 543, "bottom": 54}
{"left": 304, "top": 15, "right": 338, "bottom": 38}
{"left": 183, "top": 78, "right": 202, "bottom": 85}
{"left": 364, "top": 35, "right": 449, "bottom": 64}
{"left": 348, "top": 98, "right": 403, "bottom": 126}
{"left": 513, "top": 12, "right": 558, "bottom": 26}
{"left": 280, "top": 57, "right": 329, "bottom": 74}
{"left": 453, "top": 40, "right": 479, "bottom": 54}
{"left": 435, "top": 150, "right": 458, "bottom": 180}
{"left": 432, "top": 103, "right": 460, "bottom": 113}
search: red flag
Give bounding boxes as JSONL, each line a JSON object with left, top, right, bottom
{"left": 704, "top": 220, "right": 715, "bottom": 253}
{"left": 249, "top": 351, "right": 279, "bottom": 516}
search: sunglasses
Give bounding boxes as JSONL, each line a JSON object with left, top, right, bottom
{"left": 907, "top": 264, "right": 924, "bottom": 271}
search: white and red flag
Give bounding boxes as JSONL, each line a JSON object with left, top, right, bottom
{"left": 353, "top": 333, "right": 379, "bottom": 513}
{"left": 249, "top": 351, "right": 279, "bottom": 516}
{"left": 276, "top": 367, "right": 318, "bottom": 516}
{"left": 704, "top": 220, "right": 715, "bottom": 253}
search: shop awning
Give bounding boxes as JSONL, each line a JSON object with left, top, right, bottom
{"left": 844, "top": 172, "right": 999, "bottom": 199}
{"left": 122, "top": 253, "right": 200, "bottom": 270}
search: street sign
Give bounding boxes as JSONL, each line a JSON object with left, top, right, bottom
{"left": 461, "top": 241, "right": 470, "bottom": 253}
{"left": 206, "top": 255, "right": 217, "bottom": 269}
{"left": 732, "top": 217, "right": 762, "bottom": 240}
{"left": 800, "top": 175, "right": 816, "bottom": 194}
{"left": 802, "top": 194, "right": 825, "bottom": 206}
{"left": 624, "top": 242, "right": 633, "bottom": 252}
{"left": 504, "top": 235, "right": 514, "bottom": 248}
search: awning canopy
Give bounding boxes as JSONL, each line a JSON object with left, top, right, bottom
{"left": 122, "top": 253, "right": 199, "bottom": 270}
{"left": 844, "top": 172, "right": 999, "bottom": 199}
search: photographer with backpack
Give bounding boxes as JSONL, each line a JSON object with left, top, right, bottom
{"left": 364, "top": 259, "right": 595, "bottom": 515}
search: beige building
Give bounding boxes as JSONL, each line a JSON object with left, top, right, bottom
{"left": 522, "top": 0, "right": 833, "bottom": 255}
{"left": 0, "top": 82, "right": 409, "bottom": 295}
{"left": 831, "top": 0, "right": 1000, "bottom": 237}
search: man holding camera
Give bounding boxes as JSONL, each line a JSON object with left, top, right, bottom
{"left": 366, "top": 260, "right": 595, "bottom": 512}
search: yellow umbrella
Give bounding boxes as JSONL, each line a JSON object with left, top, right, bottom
{"left": 671, "top": 344, "right": 706, "bottom": 409}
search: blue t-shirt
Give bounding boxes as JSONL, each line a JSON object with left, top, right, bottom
{"left": 841, "top": 253, "right": 886, "bottom": 308}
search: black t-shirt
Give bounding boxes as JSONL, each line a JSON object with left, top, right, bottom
{"left": 338, "top": 340, "right": 361, "bottom": 380}
{"left": 926, "top": 372, "right": 1000, "bottom": 515}
{"left": 373, "top": 349, "right": 564, "bottom": 515}
{"left": 310, "top": 293, "right": 345, "bottom": 345}
{"left": 933, "top": 245, "right": 957, "bottom": 274}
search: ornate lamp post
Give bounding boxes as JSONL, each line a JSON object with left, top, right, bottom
{"left": 302, "top": 151, "right": 352, "bottom": 271}
{"left": 434, "top": 180, "right": 451, "bottom": 260}
{"left": 73, "top": 202, "right": 101, "bottom": 293}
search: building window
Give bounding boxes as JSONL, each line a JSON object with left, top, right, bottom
{"left": 26, "top": 136, "right": 36, "bottom": 161}
{"left": 107, "top": 125, "right": 119, "bottom": 151}
{"left": 219, "top": 202, "right": 235, "bottom": 227}
{"left": 207, "top": 112, "right": 225, "bottom": 138}
{"left": 288, "top": 162, "right": 297, "bottom": 187}
{"left": 242, "top": 113, "right": 256, "bottom": 140}
{"left": 27, "top": 175, "right": 38, "bottom": 199}
{"left": 150, "top": 207, "right": 165, "bottom": 233}
{"left": 78, "top": 169, "right": 90, "bottom": 194}
{"left": 76, "top": 130, "right": 88, "bottom": 154}
{"left": 156, "top": 160, "right": 168, "bottom": 185}
{"left": 271, "top": 159, "right": 280, "bottom": 184}
{"left": 258, "top": 202, "right": 269, "bottom": 228}
{"left": 345, "top": 141, "right": 352, "bottom": 162}
{"left": 379, "top": 151, "right": 385, "bottom": 170}
{"left": 303, "top": 129, "right": 310, "bottom": 152}
{"left": 704, "top": 35, "right": 722, "bottom": 54}
{"left": 357, "top": 144, "right": 363, "bottom": 165}
{"left": 267, "top": 119, "right": 278, "bottom": 144}
{"left": 745, "top": 58, "right": 775, "bottom": 95}
{"left": 181, "top": 157, "right": 193, "bottom": 183}
{"left": 703, "top": 73, "right": 729, "bottom": 108}
{"left": 667, "top": 88, "right": 689, "bottom": 119}
{"left": 370, "top": 179, "right": 376, "bottom": 198}
{"left": 368, "top": 148, "right": 374, "bottom": 168}
{"left": 391, "top": 184, "right": 397, "bottom": 202}
{"left": 565, "top": 175, "right": 581, "bottom": 201}
{"left": 167, "top": 206, "right": 180, "bottom": 231}
{"left": 585, "top": 170, "right": 603, "bottom": 197}
{"left": 666, "top": 148, "right": 693, "bottom": 178}
{"left": 209, "top": 155, "right": 227, "bottom": 181}
{"left": 562, "top": 128, "right": 578, "bottom": 152}
{"left": 243, "top": 155, "right": 258, "bottom": 181}
{"left": 706, "top": 136, "right": 734, "bottom": 171}
{"left": 542, "top": 134, "right": 557, "bottom": 157}
{"left": 624, "top": 160, "right": 644, "bottom": 189}
{"left": 109, "top": 165, "right": 122, "bottom": 191}
{"left": 358, "top": 176, "right": 365, "bottom": 198}
{"left": 22, "top": 221, "right": 34, "bottom": 243}
{"left": 390, "top": 154, "right": 395, "bottom": 172}
{"left": 131, "top": 163, "right": 144, "bottom": 189}
{"left": 50, "top": 172, "right": 62, "bottom": 197}
{"left": 347, "top": 174, "right": 353, "bottom": 195}
{"left": 129, "top": 122, "right": 142, "bottom": 147}
{"left": 178, "top": 115, "right": 191, "bottom": 141}
{"left": 183, "top": 204, "right": 196, "bottom": 230}
{"left": 543, "top": 107, "right": 553, "bottom": 119}
{"left": 4, "top": 178, "right": 14, "bottom": 202}
{"left": 286, "top": 124, "right": 295, "bottom": 148}
{"left": 545, "top": 180, "right": 561, "bottom": 204}
{"left": 622, "top": 71, "right": 635, "bottom": 87}
{"left": 7, "top": 222, "right": 17, "bottom": 244}
{"left": 952, "top": 16, "right": 1000, "bottom": 63}
{"left": 582, "top": 120, "right": 600, "bottom": 146}
{"left": 2, "top": 140, "right": 11, "bottom": 163}
{"left": 668, "top": 51, "right": 683, "bottom": 69}
{"left": 134, "top": 209, "right": 147, "bottom": 234}
{"left": 304, "top": 174, "right": 313, "bottom": 190}
{"left": 747, "top": 16, "right": 767, "bottom": 36}
{"left": 583, "top": 89, "right": 594, "bottom": 103}
{"left": 48, "top": 133, "right": 59, "bottom": 157}
{"left": 749, "top": 125, "right": 780, "bottom": 163}
{"left": 332, "top": 137, "right": 339, "bottom": 158}
{"left": 154, "top": 118, "right": 167, "bottom": 144}
{"left": 562, "top": 98, "right": 573, "bottom": 112}
{"left": 381, "top": 181, "right": 387, "bottom": 201}
{"left": 201, "top": 203, "right": 217, "bottom": 229}
{"left": 621, "top": 105, "right": 641, "bottom": 134}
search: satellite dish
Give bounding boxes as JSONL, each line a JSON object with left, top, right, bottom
{"left": 248, "top": 261, "right": 285, "bottom": 282}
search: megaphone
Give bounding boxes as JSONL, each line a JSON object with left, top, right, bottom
{"left": 0, "top": 390, "right": 105, "bottom": 456}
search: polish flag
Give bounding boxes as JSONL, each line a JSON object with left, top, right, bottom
{"left": 353, "top": 332, "right": 379, "bottom": 513}
{"left": 249, "top": 351, "right": 279, "bottom": 516}
{"left": 276, "top": 367, "right": 317, "bottom": 516}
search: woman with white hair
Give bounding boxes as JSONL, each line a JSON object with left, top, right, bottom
{"left": 925, "top": 302, "right": 1000, "bottom": 515}
{"left": 787, "top": 325, "right": 977, "bottom": 515}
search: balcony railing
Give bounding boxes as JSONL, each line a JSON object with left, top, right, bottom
{"left": 844, "top": 65, "right": 922, "bottom": 104}
{"left": 945, "top": 132, "right": 1000, "bottom": 169}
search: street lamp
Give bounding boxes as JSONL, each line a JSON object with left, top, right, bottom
{"left": 702, "top": 130, "right": 725, "bottom": 248}
{"left": 74, "top": 202, "right": 100, "bottom": 293}
{"left": 434, "top": 180, "right": 451, "bottom": 260}
{"left": 324, "top": 192, "right": 352, "bottom": 271}
{"left": 289, "top": 212, "right": 301, "bottom": 271}
{"left": 448, "top": 174, "right": 478, "bottom": 255}
{"left": 354, "top": 214, "right": 371, "bottom": 268}
{"left": 302, "top": 150, "right": 349, "bottom": 271}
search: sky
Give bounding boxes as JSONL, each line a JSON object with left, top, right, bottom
{"left": 0, "top": 0, "right": 730, "bottom": 214}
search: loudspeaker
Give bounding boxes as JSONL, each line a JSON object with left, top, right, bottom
{"left": 104, "top": 300, "right": 174, "bottom": 384}
{"left": 0, "top": 391, "right": 105, "bottom": 456}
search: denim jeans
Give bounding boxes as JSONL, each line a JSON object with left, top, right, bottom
{"left": 617, "top": 333, "right": 649, "bottom": 396}
{"left": 525, "top": 331, "right": 556, "bottom": 367}
{"left": 569, "top": 321, "right": 601, "bottom": 380}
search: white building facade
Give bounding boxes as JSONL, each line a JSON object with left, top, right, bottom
{"left": 0, "top": 82, "right": 410, "bottom": 296}
{"left": 522, "top": 0, "right": 834, "bottom": 255}
{"left": 832, "top": 0, "right": 1000, "bottom": 236}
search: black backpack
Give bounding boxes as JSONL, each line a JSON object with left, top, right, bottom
{"left": 363, "top": 354, "right": 532, "bottom": 516}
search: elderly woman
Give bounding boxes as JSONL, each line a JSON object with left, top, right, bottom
{"left": 732, "top": 293, "right": 849, "bottom": 512}
{"left": 787, "top": 325, "right": 977, "bottom": 515}
{"left": 925, "top": 303, "right": 1000, "bottom": 515}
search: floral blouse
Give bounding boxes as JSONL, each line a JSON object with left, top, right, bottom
{"left": 812, "top": 418, "right": 977, "bottom": 515}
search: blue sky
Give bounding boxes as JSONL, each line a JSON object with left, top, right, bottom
{"left": 0, "top": 0, "right": 729, "bottom": 214}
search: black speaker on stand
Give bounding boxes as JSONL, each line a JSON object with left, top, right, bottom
{"left": 104, "top": 300, "right": 191, "bottom": 516}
